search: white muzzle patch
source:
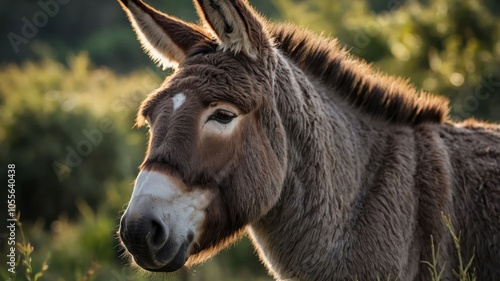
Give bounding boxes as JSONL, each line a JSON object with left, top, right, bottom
{"left": 126, "top": 170, "right": 210, "bottom": 244}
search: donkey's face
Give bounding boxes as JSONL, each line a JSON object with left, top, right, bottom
{"left": 118, "top": 0, "right": 287, "bottom": 272}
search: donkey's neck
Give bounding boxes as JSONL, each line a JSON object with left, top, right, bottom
{"left": 249, "top": 54, "right": 390, "bottom": 280}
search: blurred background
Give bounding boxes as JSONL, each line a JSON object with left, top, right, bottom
{"left": 1, "top": 0, "right": 499, "bottom": 280}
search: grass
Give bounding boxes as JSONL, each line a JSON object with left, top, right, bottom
{"left": 422, "top": 213, "right": 476, "bottom": 281}
{"left": 422, "top": 235, "right": 444, "bottom": 281}
{"left": 11, "top": 213, "right": 50, "bottom": 281}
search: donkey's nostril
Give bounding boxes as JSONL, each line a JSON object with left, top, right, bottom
{"left": 146, "top": 219, "right": 168, "bottom": 250}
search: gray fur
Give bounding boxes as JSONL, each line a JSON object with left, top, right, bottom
{"left": 117, "top": 0, "right": 500, "bottom": 280}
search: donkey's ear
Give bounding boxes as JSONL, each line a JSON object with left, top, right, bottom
{"left": 194, "top": 0, "right": 271, "bottom": 59}
{"left": 118, "top": 0, "right": 212, "bottom": 69}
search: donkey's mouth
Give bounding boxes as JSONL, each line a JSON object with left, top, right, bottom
{"left": 135, "top": 241, "right": 188, "bottom": 272}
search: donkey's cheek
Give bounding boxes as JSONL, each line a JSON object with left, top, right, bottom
{"left": 198, "top": 137, "right": 236, "bottom": 163}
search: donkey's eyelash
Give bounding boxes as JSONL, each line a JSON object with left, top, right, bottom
{"left": 207, "top": 109, "right": 236, "bottom": 124}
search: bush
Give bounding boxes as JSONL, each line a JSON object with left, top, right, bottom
{"left": 2, "top": 105, "right": 124, "bottom": 223}
{"left": 0, "top": 53, "right": 153, "bottom": 224}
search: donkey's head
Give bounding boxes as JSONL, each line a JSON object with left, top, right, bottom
{"left": 118, "top": 0, "right": 287, "bottom": 272}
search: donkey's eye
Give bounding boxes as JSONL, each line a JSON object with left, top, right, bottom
{"left": 208, "top": 110, "right": 236, "bottom": 124}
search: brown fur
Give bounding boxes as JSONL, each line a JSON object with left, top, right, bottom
{"left": 117, "top": 0, "right": 500, "bottom": 280}
{"left": 269, "top": 24, "right": 450, "bottom": 125}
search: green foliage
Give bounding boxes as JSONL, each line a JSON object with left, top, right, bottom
{"left": 13, "top": 214, "right": 50, "bottom": 281}
{"left": 273, "top": 0, "right": 500, "bottom": 122}
{"left": 0, "top": 53, "right": 153, "bottom": 224}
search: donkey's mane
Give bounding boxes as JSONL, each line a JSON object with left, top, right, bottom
{"left": 269, "top": 23, "right": 450, "bottom": 125}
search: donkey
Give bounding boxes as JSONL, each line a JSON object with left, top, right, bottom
{"left": 117, "top": 0, "right": 500, "bottom": 280}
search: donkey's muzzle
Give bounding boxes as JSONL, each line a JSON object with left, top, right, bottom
{"left": 118, "top": 170, "right": 209, "bottom": 272}
{"left": 119, "top": 210, "right": 188, "bottom": 272}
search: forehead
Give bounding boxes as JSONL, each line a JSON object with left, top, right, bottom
{"left": 139, "top": 52, "right": 262, "bottom": 120}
